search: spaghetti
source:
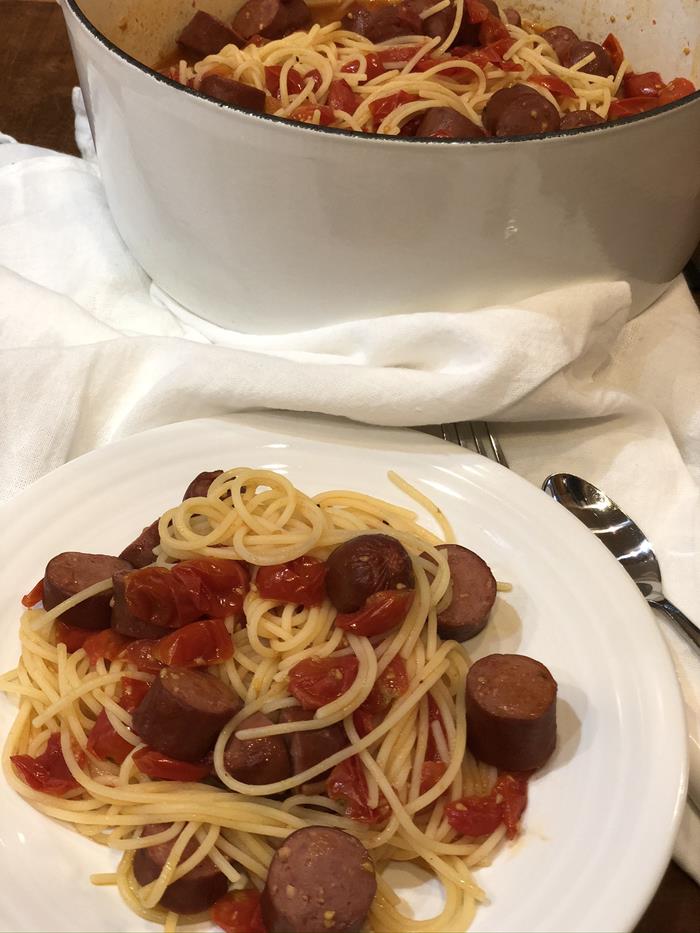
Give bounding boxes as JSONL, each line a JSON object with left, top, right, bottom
{"left": 2, "top": 468, "right": 517, "bottom": 933}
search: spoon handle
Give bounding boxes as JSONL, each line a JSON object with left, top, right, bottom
{"left": 650, "top": 598, "right": 700, "bottom": 652}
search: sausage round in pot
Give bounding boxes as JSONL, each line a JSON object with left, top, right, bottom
{"left": 43, "top": 552, "right": 132, "bottom": 630}
{"left": 223, "top": 712, "right": 292, "bottom": 785}
{"left": 482, "top": 85, "right": 560, "bottom": 137}
{"left": 560, "top": 40, "right": 614, "bottom": 77}
{"left": 560, "top": 110, "right": 605, "bottom": 130}
{"left": 119, "top": 520, "right": 160, "bottom": 569}
{"left": 435, "top": 544, "right": 496, "bottom": 640}
{"left": 261, "top": 826, "right": 377, "bottom": 932}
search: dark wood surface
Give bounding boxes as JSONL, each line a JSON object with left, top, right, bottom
{"left": 1, "top": 2, "right": 700, "bottom": 930}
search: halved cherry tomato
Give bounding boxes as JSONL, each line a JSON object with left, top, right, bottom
{"left": 602, "top": 33, "right": 625, "bottom": 73}
{"left": 353, "top": 656, "right": 409, "bottom": 737}
{"left": 465, "top": 0, "right": 491, "bottom": 23}
{"left": 623, "top": 71, "right": 663, "bottom": 98}
{"left": 83, "top": 629, "right": 131, "bottom": 666}
{"left": 21, "top": 579, "right": 44, "bottom": 608}
{"left": 327, "top": 756, "right": 390, "bottom": 824}
{"left": 87, "top": 710, "right": 134, "bottom": 764}
{"left": 11, "top": 733, "right": 84, "bottom": 796}
{"left": 446, "top": 771, "right": 529, "bottom": 839}
{"left": 132, "top": 747, "right": 210, "bottom": 781}
{"left": 420, "top": 760, "right": 447, "bottom": 794}
{"left": 327, "top": 78, "right": 360, "bottom": 115}
{"left": 342, "top": 53, "right": 384, "bottom": 79}
{"left": 125, "top": 559, "right": 249, "bottom": 629}
{"left": 529, "top": 74, "right": 575, "bottom": 99}
{"left": 264, "top": 65, "right": 305, "bottom": 97}
{"left": 256, "top": 556, "right": 327, "bottom": 607}
{"left": 54, "top": 621, "right": 92, "bottom": 653}
{"left": 304, "top": 68, "right": 322, "bottom": 92}
{"left": 212, "top": 889, "right": 265, "bottom": 933}
{"left": 479, "top": 14, "right": 510, "bottom": 46}
{"left": 467, "top": 38, "right": 520, "bottom": 71}
{"left": 119, "top": 677, "right": 151, "bottom": 712}
{"left": 288, "top": 655, "right": 359, "bottom": 710}
{"left": 152, "top": 618, "right": 233, "bottom": 667}
{"left": 290, "top": 104, "right": 335, "bottom": 125}
{"left": 377, "top": 46, "right": 423, "bottom": 68}
{"left": 119, "top": 638, "right": 163, "bottom": 673}
{"left": 334, "top": 589, "right": 414, "bottom": 637}
{"left": 608, "top": 96, "right": 658, "bottom": 119}
{"left": 658, "top": 77, "right": 696, "bottom": 107}
{"left": 414, "top": 56, "right": 479, "bottom": 78}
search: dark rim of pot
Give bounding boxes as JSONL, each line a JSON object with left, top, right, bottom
{"left": 64, "top": 0, "right": 700, "bottom": 145}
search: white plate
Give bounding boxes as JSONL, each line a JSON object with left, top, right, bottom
{"left": 0, "top": 412, "right": 688, "bottom": 933}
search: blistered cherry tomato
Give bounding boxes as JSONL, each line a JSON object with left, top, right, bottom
{"left": 327, "top": 756, "right": 390, "bottom": 824}
{"left": 152, "top": 618, "right": 233, "bottom": 667}
{"left": 83, "top": 629, "right": 131, "bottom": 666}
{"left": 479, "top": 14, "right": 510, "bottom": 45}
{"left": 623, "top": 71, "right": 663, "bottom": 98}
{"left": 465, "top": 0, "right": 491, "bottom": 23}
{"left": 11, "top": 733, "right": 84, "bottom": 796}
{"left": 304, "top": 68, "right": 322, "bottom": 92}
{"left": 55, "top": 621, "right": 92, "bottom": 653}
{"left": 658, "top": 77, "right": 696, "bottom": 106}
{"left": 325, "top": 534, "right": 414, "bottom": 613}
{"left": 420, "top": 760, "right": 447, "bottom": 794}
{"left": 21, "top": 579, "right": 44, "bottom": 608}
{"left": 118, "top": 638, "right": 163, "bottom": 673}
{"left": 288, "top": 655, "right": 359, "bottom": 710}
{"left": 212, "top": 889, "right": 265, "bottom": 933}
{"left": 528, "top": 74, "right": 576, "bottom": 98}
{"left": 370, "top": 91, "right": 419, "bottom": 122}
{"left": 290, "top": 104, "right": 335, "bottom": 125}
{"left": 446, "top": 772, "right": 529, "bottom": 839}
{"left": 264, "top": 65, "right": 305, "bottom": 97}
{"left": 132, "top": 747, "right": 210, "bottom": 781}
{"left": 256, "top": 556, "right": 326, "bottom": 607}
{"left": 602, "top": 33, "right": 625, "bottom": 72}
{"left": 353, "top": 656, "right": 409, "bottom": 736}
{"left": 327, "top": 78, "right": 360, "bottom": 114}
{"left": 608, "top": 96, "right": 658, "bottom": 119}
{"left": 119, "top": 677, "right": 151, "bottom": 712}
{"left": 87, "top": 710, "right": 134, "bottom": 764}
{"left": 334, "top": 589, "right": 414, "bottom": 637}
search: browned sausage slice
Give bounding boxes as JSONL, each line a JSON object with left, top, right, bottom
{"left": 182, "top": 470, "right": 224, "bottom": 501}
{"left": 111, "top": 569, "right": 171, "bottom": 640}
{"left": 224, "top": 712, "right": 292, "bottom": 784}
{"left": 466, "top": 653, "right": 557, "bottom": 770}
{"left": 198, "top": 75, "right": 267, "bottom": 112}
{"left": 342, "top": 2, "right": 423, "bottom": 42}
{"left": 423, "top": 0, "right": 498, "bottom": 46}
{"left": 119, "top": 520, "right": 160, "bottom": 569}
{"left": 177, "top": 11, "right": 239, "bottom": 56}
{"left": 133, "top": 822, "right": 229, "bottom": 913}
{"left": 233, "top": 0, "right": 310, "bottom": 41}
{"left": 132, "top": 669, "right": 240, "bottom": 761}
{"left": 560, "top": 40, "right": 614, "bottom": 77}
{"left": 43, "top": 552, "right": 132, "bottom": 630}
{"left": 261, "top": 826, "right": 376, "bottom": 933}
{"left": 482, "top": 84, "right": 560, "bottom": 137}
{"left": 415, "top": 107, "right": 485, "bottom": 139}
{"left": 279, "top": 707, "right": 347, "bottom": 775}
{"left": 325, "top": 534, "right": 414, "bottom": 613}
{"left": 541, "top": 25, "right": 579, "bottom": 60}
{"left": 560, "top": 109, "right": 605, "bottom": 130}
{"left": 504, "top": 7, "right": 521, "bottom": 27}
{"left": 435, "top": 544, "right": 496, "bottom": 641}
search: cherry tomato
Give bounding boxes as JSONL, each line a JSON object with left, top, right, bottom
{"left": 420, "top": 760, "right": 447, "bottom": 794}
{"left": 467, "top": 39, "right": 520, "bottom": 71}
{"left": 327, "top": 756, "right": 390, "bottom": 824}
{"left": 83, "top": 629, "right": 131, "bottom": 666}
{"left": 256, "top": 556, "right": 327, "bottom": 607}
{"left": 326, "top": 534, "right": 414, "bottom": 613}
{"left": 479, "top": 15, "right": 510, "bottom": 46}
{"left": 494, "top": 772, "right": 529, "bottom": 839}
{"left": 377, "top": 47, "right": 422, "bottom": 69}
{"left": 658, "top": 77, "right": 696, "bottom": 106}
{"left": 21, "top": 579, "right": 44, "bottom": 608}
{"left": 11, "top": 733, "right": 84, "bottom": 796}
{"left": 290, "top": 104, "right": 335, "bottom": 125}
{"left": 623, "top": 71, "right": 663, "bottom": 98}
{"left": 465, "top": 0, "right": 491, "bottom": 23}
{"left": 152, "top": 618, "right": 233, "bottom": 667}
{"left": 119, "top": 677, "right": 151, "bottom": 713}
{"left": 334, "top": 589, "right": 414, "bottom": 637}
{"left": 353, "top": 656, "right": 409, "bottom": 737}
{"left": 414, "top": 56, "right": 477, "bottom": 78}
{"left": 446, "top": 771, "right": 530, "bottom": 839}
{"left": 327, "top": 78, "right": 360, "bottom": 115}
{"left": 54, "top": 621, "right": 92, "bottom": 653}
{"left": 212, "top": 890, "right": 265, "bottom": 933}
{"left": 125, "top": 559, "right": 249, "bottom": 629}
{"left": 342, "top": 53, "right": 383, "bottom": 79}
{"left": 118, "top": 638, "right": 163, "bottom": 673}
{"left": 132, "top": 747, "right": 210, "bottom": 781}
{"left": 602, "top": 33, "right": 625, "bottom": 73}
{"left": 87, "top": 710, "right": 134, "bottom": 764}
{"left": 528, "top": 74, "right": 576, "bottom": 98}
{"left": 608, "top": 96, "right": 658, "bottom": 119}
{"left": 304, "top": 68, "right": 322, "bottom": 92}
{"left": 288, "top": 656, "right": 359, "bottom": 710}
{"left": 264, "top": 65, "right": 305, "bottom": 97}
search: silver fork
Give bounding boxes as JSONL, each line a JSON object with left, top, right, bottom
{"left": 419, "top": 422, "right": 509, "bottom": 467}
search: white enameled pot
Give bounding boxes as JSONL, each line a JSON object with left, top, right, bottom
{"left": 61, "top": 0, "right": 700, "bottom": 333}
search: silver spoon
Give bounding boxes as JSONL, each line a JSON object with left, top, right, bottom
{"left": 542, "top": 473, "right": 700, "bottom": 652}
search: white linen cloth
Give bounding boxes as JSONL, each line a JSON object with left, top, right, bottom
{"left": 1, "top": 94, "right": 699, "bottom": 888}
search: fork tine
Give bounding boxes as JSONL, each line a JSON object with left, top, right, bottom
{"left": 484, "top": 422, "right": 509, "bottom": 468}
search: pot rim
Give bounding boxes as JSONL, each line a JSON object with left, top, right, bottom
{"left": 63, "top": 0, "right": 700, "bottom": 147}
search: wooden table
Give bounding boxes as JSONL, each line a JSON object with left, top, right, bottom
{"left": 1, "top": 2, "right": 699, "bottom": 930}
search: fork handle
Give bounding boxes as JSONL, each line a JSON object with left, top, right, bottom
{"left": 649, "top": 597, "right": 700, "bottom": 652}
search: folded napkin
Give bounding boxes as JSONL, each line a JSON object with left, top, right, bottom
{"left": 1, "top": 97, "right": 699, "bottom": 888}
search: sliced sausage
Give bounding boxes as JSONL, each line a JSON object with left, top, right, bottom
{"left": 423, "top": 0, "right": 498, "bottom": 47}
{"left": 482, "top": 84, "right": 560, "bottom": 137}
{"left": 541, "top": 25, "right": 579, "bottom": 61}
{"left": 325, "top": 534, "right": 414, "bottom": 614}
{"left": 504, "top": 7, "right": 521, "bottom": 27}
{"left": 198, "top": 74, "right": 267, "bottom": 111}
{"left": 224, "top": 712, "right": 292, "bottom": 785}
{"left": 233, "top": 0, "right": 311, "bottom": 41}
{"left": 177, "top": 11, "right": 239, "bottom": 56}
{"left": 279, "top": 707, "right": 347, "bottom": 776}
{"left": 261, "top": 826, "right": 376, "bottom": 933}
{"left": 560, "top": 40, "right": 614, "bottom": 77}
{"left": 111, "top": 569, "right": 171, "bottom": 640}
{"left": 342, "top": 2, "right": 423, "bottom": 41}
{"left": 415, "top": 107, "right": 485, "bottom": 139}
{"left": 435, "top": 544, "right": 496, "bottom": 641}
{"left": 560, "top": 109, "right": 605, "bottom": 130}
{"left": 119, "top": 520, "right": 160, "bottom": 569}
{"left": 182, "top": 470, "right": 224, "bottom": 501}
{"left": 132, "top": 668, "right": 240, "bottom": 761}
{"left": 43, "top": 552, "right": 132, "bottom": 630}
{"left": 466, "top": 653, "right": 557, "bottom": 770}
{"left": 133, "top": 822, "right": 229, "bottom": 913}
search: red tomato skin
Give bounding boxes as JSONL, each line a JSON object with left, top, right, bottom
{"left": 608, "top": 96, "right": 658, "bottom": 119}
{"left": 623, "top": 71, "right": 663, "bottom": 98}
{"left": 256, "top": 556, "right": 327, "bottom": 607}
{"left": 465, "top": 0, "right": 491, "bottom": 23}
{"left": 22, "top": 579, "right": 44, "bottom": 608}
{"left": 529, "top": 74, "right": 576, "bottom": 98}
{"left": 305, "top": 68, "right": 322, "bottom": 91}
{"left": 132, "top": 747, "right": 210, "bottom": 781}
{"left": 152, "top": 618, "right": 233, "bottom": 667}
{"left": 288, "top": 656, "right": 359, "bottom": 710}
{"left": 377, "top": 47, "right": 421, "bottom": 68}
{"left": 11, "top": 733, "right": 84, "bottom": 796}
{"left": 327, "top": 756, "right": 389, "bottom": 824}
{"left": 494, "top": 772, "right": 529, "bottom": 839}
{"left": 479, "top": 15, "right": 510, "bottom": 46}
{"left": 658, "top": 77, "right": 696, "bottom": 106}
{"left": 291, "top": 104, "right": 335, "bottom": 125}
{"left": 212, "top": 890, "right": 265, "bottom": 933}
{"left": 87, "top": 710, "right": 133, "bottom": 764}
{"left": 602, "top": 33, "right": 625, "bottom": 72}
{"left": 119, "top": 677, "right": 151, "bottom": 712}
{"left": 265, "top": 65, "right": 305, "bottom": 97}
{"left": 83, "top": 629, "right": 131, "bottom": 666}
{"left": 341, "top": 53, "right": 383, "bottom": 79}
{"left": 334, "top": 589, "right": 414, "bottom": 636}
{"left": 370, "top": 91, "right": 420, "bottom": 123}
{"left": 55, "top": 621, "right": 92, "bottom": 653}
{"left": 446, "top": 794, "right": 503, "bottom": 836}
{"left": 118, "top": 638, "right": 164, "bottom": 673}
{"left": 362, "top": 657, "right": 409, "bottom": 715}
{"left": 327, "top": 78, "right": 360, "bottom": 115}
{"left": 420, "top": 760, "right": 447, "bottom": 795}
